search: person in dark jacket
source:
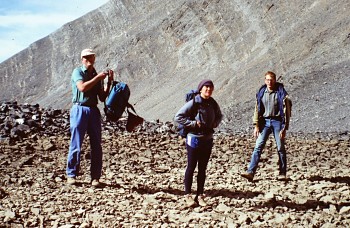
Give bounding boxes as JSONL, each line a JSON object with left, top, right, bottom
{"left": 174, "top": 79, "right": 223, "bottom": 207}
{"left": 241, "top": 71, "right": 292, "bottom": 182}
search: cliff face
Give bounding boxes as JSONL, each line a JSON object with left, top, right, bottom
{"left": 1, "top": 0, "right": 349, "bottom": 133}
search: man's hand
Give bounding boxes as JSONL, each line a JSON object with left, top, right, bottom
{"left": 96, "top": 71, "right": 108, "bottom": 81}
{"left": 77, "top": 71, "right": 108, "bottom": 92}
{"left": 279, "top": 129, "right": 286, "bottom": 140}
{"left": 253, "top": 125, "right": 260, "bottom": 138}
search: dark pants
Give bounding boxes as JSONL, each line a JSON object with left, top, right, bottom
{"left": 184, "top": 138, "right": 213, "bottom": 195}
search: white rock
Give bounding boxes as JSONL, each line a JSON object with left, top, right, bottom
{"left": 215, "top": 203, "right": 231, "bottom": 213}
{"left": 339, "top": 206, "right": 350, "bottom": 214}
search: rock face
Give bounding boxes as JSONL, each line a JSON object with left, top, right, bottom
{"left": 0, "top": 0, "right": 350, "bottom": 134}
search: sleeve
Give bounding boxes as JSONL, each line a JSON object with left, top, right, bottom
{"left": 283, "top": 95, "right": 292, "bottom": 130}
{"left": 174, "top": 100, "right": 197, "bottom": 130}
{"left": 212, "top": 100, "right": 223, "bottom": 128}
{"left": 252, "top": 101, "right": 259, "bottom": 125}
{"left": 71, "top": 68, "right": 83, "bottom": 84}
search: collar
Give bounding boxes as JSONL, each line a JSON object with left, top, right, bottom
{"left": 80, "top": 65, "right": 88, "bottom": 72}
{"left": 264, "top": 87, "right": 277, "bottom": 94}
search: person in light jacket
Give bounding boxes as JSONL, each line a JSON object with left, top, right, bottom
{"left": 174, "top": 79, "right": 223, "bottom": 207}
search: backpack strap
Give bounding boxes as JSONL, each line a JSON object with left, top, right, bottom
{"left": 190, "top": 97, "right": 199, "bottom": 118}
{"left": 187, "top": 97, "right": 202, "bottom": 129}
{"left": 103, "top": 80, "right": 116, "bottom": 113}
{"left": 126, "top": 102, "right": 137, "bottom": 114}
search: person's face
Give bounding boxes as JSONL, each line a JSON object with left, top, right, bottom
{"left": 200, "top": 85, "right": 214, "bottom": 99}
{"left": 265, "top": 74, "right": 276, "bottom": 90}
{"left": 82, "top": 54, "right": 95, "bottom": 68}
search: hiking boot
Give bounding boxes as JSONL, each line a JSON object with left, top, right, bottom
{"left": 91, "top": 179, "right": 101, "bottom": 187}
{"left": 67, "top": 177, "right": 76, "bottom": 185}
{"left": 197, "top": 194, "right": 208, "bottom": 207}
{"left": 241, "top": 172, "right": 254, "bottom": 181}
{"left": 184, "top": 194, "right": 196, "bottom": 208}
{"left": 277, "top": 174, "right": 287, "bottom": 181}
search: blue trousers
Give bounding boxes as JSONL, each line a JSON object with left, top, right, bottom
{"left": 66, "top": 105, "right": 102, "bottom": 179}
{"left": 247, "top": 118, "right": 287, "bottom": 175}
{"left": 184, "top": 138, "right": 213, "bottom": 195}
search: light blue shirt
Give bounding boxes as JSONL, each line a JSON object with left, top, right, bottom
{"left": 71, "top": 65, "right": 102, "bottom": 106}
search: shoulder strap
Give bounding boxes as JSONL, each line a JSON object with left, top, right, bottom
{"left": 190, "top": 97, "right": 202, "bottom": 122}
{"left": 192, "top": 96, "right": 200, "bottom": 111}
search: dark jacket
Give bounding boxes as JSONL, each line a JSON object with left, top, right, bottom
{"left": 253, "top": 83, "right": 292, "bottom": 130}
{"left": 174, "top": 95, "right": 223, "bottom": 139}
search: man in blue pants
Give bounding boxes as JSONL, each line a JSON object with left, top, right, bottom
{"left": 241, "top": 71, "right": 292, "bottom": 182}
{"left": 66, "top": 49, "right": 113, "bottom": 187}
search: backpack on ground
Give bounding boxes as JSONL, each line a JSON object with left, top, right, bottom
{"left": 177, "top": 89, "right": 200, "bottom": 138}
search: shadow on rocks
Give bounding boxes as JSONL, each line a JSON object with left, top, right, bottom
{"left": 309, "top": 175, "right": 350, "bottom": 185}
{"left": 206, "top": 189, "right": 263, "bottom": 199}
{"left": 132, "top": 184, "right": 183, "bottom": 196}
{"left": 104, "top": 183, "right": 122, "bottom": 189}
{"left": 131, "top": 185, "right": 263, "bottom": 200}
{"left": 0, "top": 188, "right": 7, "bottom": 199}
{"left": 257, "top": 199, "right": 333, "bottom": 211}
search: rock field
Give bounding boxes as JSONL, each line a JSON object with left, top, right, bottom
{"left": 1, "top": 102, "right": 350, "bottom": 227}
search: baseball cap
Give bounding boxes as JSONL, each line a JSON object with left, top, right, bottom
{"left": 81, "top": 49, "right": 95, "bottom": 58}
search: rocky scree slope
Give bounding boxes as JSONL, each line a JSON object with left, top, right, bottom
{"left": 0, "top": 0, "right": 350, "bottom": 133}
{"left": 0, "top": 102, "right": 350, "bottom": 226}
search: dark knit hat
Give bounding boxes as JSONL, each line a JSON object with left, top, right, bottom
{"left": 198, "top": 79, "right": 214, "bottom": 91}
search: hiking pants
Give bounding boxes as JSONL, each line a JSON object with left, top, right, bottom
{"left": 66, "top": 105, "right": 102, "bottom": 180}
{"left": 184, "top": 138, "right": 213, "bottom": 195}
{"left": 247, "top": 118, "right": 287, "bottom": 175}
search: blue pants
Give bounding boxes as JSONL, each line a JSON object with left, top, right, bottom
{"left": 184, "top": 138, "right": 213, "bottom": 195}
{"left": 66, "top": 105, "right": 102, "bottom": 179}
{"left": 247, "top": 118, "right": 287, "bottom": 175}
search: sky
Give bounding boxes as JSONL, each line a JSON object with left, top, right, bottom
{"left": 0, "top": 0, "right": 109, "bottom": 63}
